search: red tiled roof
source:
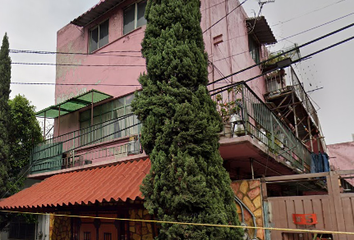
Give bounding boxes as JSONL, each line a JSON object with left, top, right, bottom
{"left": 0, "top": 159, "right": 150, "bottom": 210}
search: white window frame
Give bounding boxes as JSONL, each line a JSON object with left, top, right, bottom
{"left": 123, "top": 0, "right": 147, "bottom": 35}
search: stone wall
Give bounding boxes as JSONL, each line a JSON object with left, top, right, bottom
{"left": 129, "top": 208, "right": 155, "bottom": 240}
{"left": 231, "top": 179, "right": 264, "bottom": 240}
{"left": 50, "top": 214, "right": 71, "bottom": 240}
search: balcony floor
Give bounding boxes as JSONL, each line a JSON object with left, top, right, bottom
{"left": 219, "top": 135, "right": 304, "bottom": 180}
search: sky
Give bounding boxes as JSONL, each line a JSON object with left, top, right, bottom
{"left": 0, "top": 0, "right": 353, "bottom": 145}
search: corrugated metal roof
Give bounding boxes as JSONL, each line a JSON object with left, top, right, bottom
{"left": 36, "top": 89, "right": 112, "bottom": 119}
{"left": 71, "top": 0, "right": 126, "bottom": 27}
{"left": 0, "top": 159, "right": 150, "bottom": 210}
{"left": 246, "top": 16, "right": 277, "bottom": 45}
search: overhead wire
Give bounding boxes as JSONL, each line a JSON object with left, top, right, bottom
{"left": 9, "top": 6, "right": 354, "bottom": 68}
{"left": 271, "top": 0, "right": 347, "bottom": 27}
{"left": 11, "top": 62, "right": 145, "bottom": 67}
{"left": 11, "top": 82, "right": 141, "bottom": 87}
{"left": 207, "top": 21, "right": 354, "bottom": 87}
{"left": 209, "top": 34, "right": 354, "bottom": 97}
{"left": 202, "top": 0, "right": 248, "bottom": 34}
{"left": 277, "top": 10, "right": 354, "bottom": 43}
{"left": 10, "top": 49, "right": 141, "bottom": 55}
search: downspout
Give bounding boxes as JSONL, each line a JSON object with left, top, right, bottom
{"left": 234, "top": 195, "right": 257, "bottom": 239}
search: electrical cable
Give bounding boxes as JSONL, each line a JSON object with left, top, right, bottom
{"left": 9, "top": 32, "right": 354, "bottom": 89}
{"left": 211, "top": 9, "right": 354, "bottom": 64}
{"left": 202, "top": 0, "right": 248, "bottom": 34}
{"left": 9, "top": 34, "right": 351, "bottom": 197}
{"left": 11, "top": 62, "right": 145, "bottom": 67}
{"left": 207, "top": 21, "right": 354, "bottom": 87}
{"left": 11, "top": 82, "right": 141, "bottom": 87}
{"left": 9, "top": 11, "right": 354, "bottom": 68}
{"left": 271, "top": 0, "right": 347, "bottom": 27}
{"left": 277, "top": 11, "right": 354, "bottom": 43}
{"left": 10, "top": 49, "right": 141, "bottom": 55}
{"left": 210, "top": 34, "right": 354, "bottom": 96}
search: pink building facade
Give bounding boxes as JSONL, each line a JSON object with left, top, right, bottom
{"left": 0, "top": 1, "right": 330, "bottom": 239}
{"left": 53, "top": 0, "right": 270, "bottom": 137}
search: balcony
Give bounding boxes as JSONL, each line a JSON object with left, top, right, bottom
{"left": 30, "top": 114, "right": 142, "bottom": 176}
{"left": 215, "top": 82, "right": 312, "bottom": 178}
{"left": 263, "top": 66, "right": 324, "bottom": 152}
{"left": 31, "top": 82, "right": 312, "bottom": 179}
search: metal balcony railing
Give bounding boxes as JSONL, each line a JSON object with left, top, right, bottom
{"left": 265, "top": 66, "right": 319, "bottom": 129}
{"left": 289, "top": 67, "right": 319, "bottom": 128}
{"left": 30, "top": 113, "right": 141, "bottom": 174}
{"left": 216, "top": 83, "right": 312, "bottom": 172}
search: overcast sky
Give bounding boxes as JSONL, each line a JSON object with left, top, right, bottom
{"left": 0, "top": 0, "right": 353, "bottom": 145}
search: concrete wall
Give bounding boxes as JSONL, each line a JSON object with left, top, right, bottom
{"left": 328, "top": 141, "right": 354, "bottom": 171}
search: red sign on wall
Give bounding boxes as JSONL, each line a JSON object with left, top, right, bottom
{"left": 292, "top": 214, "right": 318, "bottom": 225}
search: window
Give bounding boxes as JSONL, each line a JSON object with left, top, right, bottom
{"left": 248, "top": 36, "right": 260, "bottom": 64}
{"left": 79, "top": 94, "right": 140, "bottom": 145}
{"left": 123, "top": 0, "right": 147, "bottom": 34}
{"left": 89, "top": 20, "right": 109, "bottom": 53}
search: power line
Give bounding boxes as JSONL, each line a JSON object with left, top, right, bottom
{"left": 207, "top": 21, "right": 354, "bottom": 87}
{"left": 10, "top": 30, "right": 354, "bottom": 88}
{"left": 277, "top": 11, "right": 354, "bottom": 42}
{"left": 11, "top": 82, "right": 141, "bottom": 87}
{"left": 202, "top": 0, "right": 248, "bottom": 34}
{"left": 11, "top": 62, "right": 145, "bottom": 67}
{"left": 10, "top": 9, "right": 353, "bottom": 68}
{"left": 10, "top": 49, "right": 141, "bottom": 55}
{"left": 271, "top": 0, "right": 347, "bottom": 27}
{"left": 11, "top": 34, "right": 354, "bottom": 92}
{"left": 210, "top": 34, "right": 354, "bottom": 96}
{"left": 212, "top": 10, "right": 354, "bottom": 64}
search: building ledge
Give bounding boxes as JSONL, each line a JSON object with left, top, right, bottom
{"left": 28, "top": 152, "right": 148, "bottom": 180}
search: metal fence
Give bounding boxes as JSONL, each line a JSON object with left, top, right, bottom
{"left": 30, "top": 114, "right": 141, "bottom": 174}
{"left": 217, "top": 83, "right": 311, "bottom": 171}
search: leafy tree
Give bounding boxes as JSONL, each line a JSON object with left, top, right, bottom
{"left": 0, "top": 33, "right": 11, "bottom": 197}
{"left": 8, "top": 95, "right": 42, "bottom": 193}
{"left": 132, "top": 1, "right": 243, "bottom": 239}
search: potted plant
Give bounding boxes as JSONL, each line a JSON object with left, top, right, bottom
{"left": 214, "top": 87, "right": 244, "bottom": 137}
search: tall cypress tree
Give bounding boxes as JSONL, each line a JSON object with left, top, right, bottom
{"left": 0, "top": 33, "right": 11, "bottom": 197}
{"left": 132, "top": 1, "right": 243, "bottom": 239}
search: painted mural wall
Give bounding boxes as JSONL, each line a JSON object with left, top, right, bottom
{"left": 231, "top": 179, "right": 265, "bottom": 240}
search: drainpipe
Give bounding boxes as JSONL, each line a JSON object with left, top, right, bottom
{"left": 234, "top": 196, "right": 258, "bottom": 240}
{"left": 250, "top": 158, "right": 255, "bottom": 180}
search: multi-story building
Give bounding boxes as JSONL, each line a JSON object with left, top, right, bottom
{"left": 0, "top": 0, "right": 334, "bottom": 239}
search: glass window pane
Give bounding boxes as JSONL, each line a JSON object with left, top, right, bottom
{"left": 89, "top": 27, "right": 98, "bottom": 53}
{"left": 137, "top": 0, "right": 147, "bottom": 27}
{"left": 123, "top": 5, "right": 135, "bottom": 34}
{"left": 99, "top": 20, "right": 109, "bottom": 47}
{"left": 125, "top": 94, "right": 134, "bottom": 105}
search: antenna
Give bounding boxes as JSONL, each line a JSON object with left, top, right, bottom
{"left": 258, "top": 0, "right": 275, "bottom": 7}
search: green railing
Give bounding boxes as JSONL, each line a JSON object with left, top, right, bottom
{"left": 30, "top": 114, "right": 141, "bottom": 174}
{"left": 217, "top": 83, "right": 312, "bottom": 172}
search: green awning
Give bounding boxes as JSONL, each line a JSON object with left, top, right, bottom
{"left": 36, "top": 89, "right": 113, "bottom": 119}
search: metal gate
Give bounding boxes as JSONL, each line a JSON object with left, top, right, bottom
{"left": 263, "top": 171, "right": 354, "bottom": 240}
